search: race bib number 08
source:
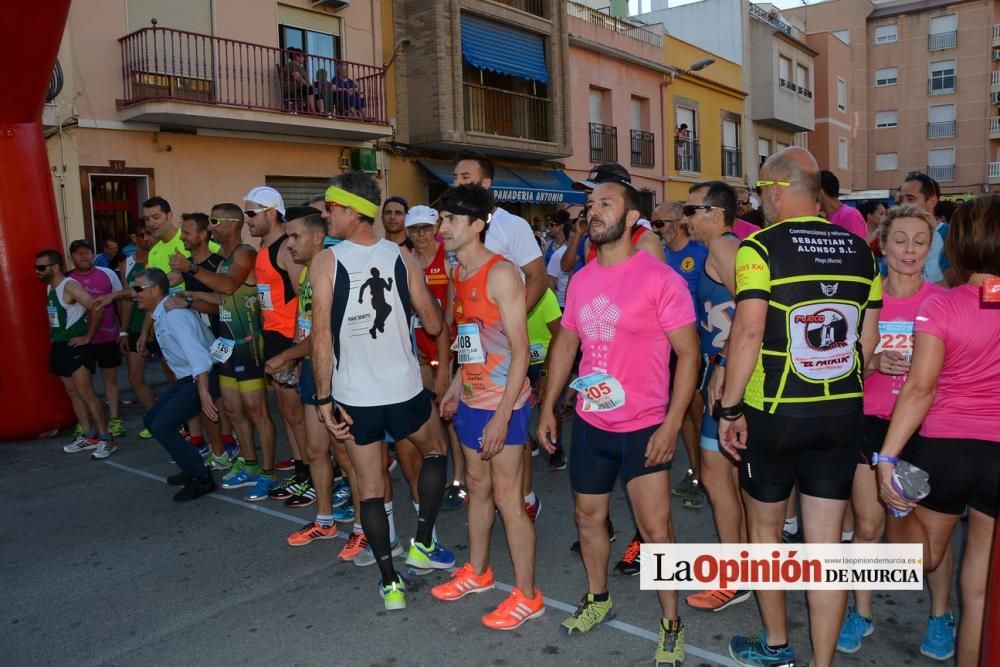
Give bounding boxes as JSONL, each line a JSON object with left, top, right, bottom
{"left": 451, "top": 323, "right": 485, "bottom": 364}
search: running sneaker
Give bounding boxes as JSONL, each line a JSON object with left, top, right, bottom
{"left": 285, "top": 481, "right": 317, "bottom": 508}
{"left": 338, "top": 531, "right": 368, "bottom": 561}
{"left": 206, "top": 453, "right": 232, "bottom": 471}
{"left": 287, "top": 521, "right": 337, "bottom": 547}
{"left": 91, "top": 439, "right": 117, "bottom": 459}
{"left": 223, "top": 442, "right": 240, "bottom": 460}
{"left": 221, "top": 457, "right": 247, "bottom": 483}
{"left": 836, "top": 606, "right": 874, "bottom": 654}
{"left": 529, "top": 437, "right": 541, "bottom": 457}
{"left": 571, "top": 520, "right": 615, "bottom": 554}
{"left": 244, "top": 475, "right": 277, "bottom": 502}
{"left": 108, "top": 417, "right": 126, "bottom": 438}
{"left": 672, "top": 469, "right": 695, "bottom": 497}
{"left": 561, "top": 593, "right": 614, "bottom": 635}
{"left": 482, "top": 587, "right": 544, "bottom": 630}
{"left": 138, "top": 428, "right": 153, "bottom": 439}
{"left": 548, "top": 449, "right": 567, "bottom": 472}
{"left": 353, "top": 538, "right": 404, "bottom": 567}
{"left": 431, "top": 562, "right": 495, "bottom": 601}
{"left": 614, "top": 533, "right": 641, "bottom": 576}
{"left": 268, "top": 473, "right": 306, "bottom": 501}
{"left": 63, "top": 436, "right": 99, "bottom": 454}
{"left": 386, "top": 453, "right": 398, "bottom": 474}
{"left": 683, "top": 480, "right": 707, "bottom": 509}
{"left": 275, "top": 458, "right": 294, "bottom": 471}
{"left": 920, "top": 612, "right": 956, "bottom": 661}
{"left": 405, "top": 539, "right": 456, "bottom": 570}
{"left": 221, "top": 465, "right": 259, "bottom": 490}
{"left": 655, "top": 618, "right": 686, "bottom": 667}
{"left": 332, "top": 480, "right": 352, "bottom": 509}
{"left": 686, "top": 589, "right": 751, "bottom": 613}
{"left": 729, "top": 629, "right": 796, "bottom": 667}
{"left": 781, "top": 527, "right": 803, "bottom": 544}
{"left": 442, "top": 482, "right": 468, "bottom": 510}
{"left": 192, "top": 442, "right": 211, "bottom": 460}
{"left": 379, "top": 575, "right": 407, "bottom": 611}
{"left": 525, "top": 495, "right": 542, "bottom": 523}
{"left": 333, "top": 504, "right": 355, "bottom": 523}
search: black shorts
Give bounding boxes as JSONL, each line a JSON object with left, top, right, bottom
{"left": 262, "top": 330, "right": 294, "bottom": 361}
{"left": 859, "top": 415, "right": 919, "bottom": 466}
{"left": 88, "top": 341, "right": 122, "bottom": 369}
{"left": 49, "top": 341, "right": 95, "bottom": 377}
{"left": 218, "top": 339, "right": 266, "bottom": 386}
{"left": 126, "top": 331, "right": 161, "bottom": 357}
{"left": 901, "top": 435, "right": 1000, "bottom": 518}
{"left": 569, "top": 418, "right": 670, "bottom": 495}
{"left": 338, "top": 389, "right": 433, "bottom": 446}
{"left": 741, "top": 406, "right": 862, "bottom": 502}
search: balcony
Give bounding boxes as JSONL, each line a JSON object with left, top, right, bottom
{"left": 566, "top": 2, "right": 662, "bottom": 47}
{"left": 722, "top": 147, "right": 742, "bottom": 178}
{"left": 749, "top": 3, "right": 793, "bottom": 36}
{"left": 928, "top": 31, "right": 957, "bottom": 51}
{"left": 463, "top": 82, "right": 551, "bottom": 142}
{"left": 675, "top": 138, "right": 701, "bottom": 173}
{"left": 992, "top": 70, "right": 1000, "bottom": 94}
{"left": 990, "top": 161, "right": 1000, "bottom": 182}
{"left": 994, "top": 24, "right": 1000, "bottom": 47}
{"left": 630, "top": 130, "right": 655, "bottom": 168}
{"left": 927, "top": 121, "right": 956, "bottom": 138}
{"left": 117, "top": 27, "right": 389, "bottom": 140}
{"left": 927, "top": 165, "right": 955, "bottom": 182}
{"left": 797, "top": 85, "right": 813, "bottom": 99}
{"left": 928, "top": 76, "right": 956, "bottom": 95}
{"left": 992, "top": 117, "right": 1000, "bottom": 140}
{"left": 589, "top": 123, "right": 618, "bottom": 162}
{"left": 493, "top": 0, "right": 545, "bottom": 18}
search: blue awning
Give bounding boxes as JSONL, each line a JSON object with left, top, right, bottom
{"left": 460, "top": 14, "right": 549, "bottom": 84}
{"left": 418, "top": 160, "right": 586, "bottom": 206}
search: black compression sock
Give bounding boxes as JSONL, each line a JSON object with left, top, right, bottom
{"left": 415, "top": 455, "right": 447, "bottom": 546}
{"left": 293, "top": 458, "right": 309, "bottom": 477}
{"left": 360, "top": 497, "right": 397, "bottom": 586}
{"left": 591, "top": 591, "right": 610, "bottom": 602}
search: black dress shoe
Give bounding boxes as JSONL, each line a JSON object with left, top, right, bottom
{"left": 173, "top": 476, "right": 217, "bottom": 502}
{"left": 167, "top": 472, "right": 195, "bottom": 486}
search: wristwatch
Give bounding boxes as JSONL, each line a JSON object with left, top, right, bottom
{"left": 312, "top": 394, "right": 334, "bottom": 406}
{"left": 871, "top": 453, "right": 899, "bottom": 466}
{"left": 184, "top": 295, "right": 194, "bottom": 309}
{"left": 187, "top": 260, "right": 200, "bottom": 275}
{"left": 714, "top": 400, "right": 743, "bottom": 421}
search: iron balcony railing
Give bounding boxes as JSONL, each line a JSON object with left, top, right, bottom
{"left": 928, "top": 31, "right": 957, "bottom": 51}
{"left": 630, "top": 130, "right": 655, "bottom": 168}
{"left": 749, "top": 3, "right": 793, "bottom": 36}
{"left": 675, "top": 138, "right": 701, "bottom": 173}
{"left": 589, "top": 123, "right": 619, "bottom": 162}
{"left": 991, "top": 117, "right": 1000, "bottom": 136}
{"left": 118, "top": 26, "right": 387, "bottom": 124}
{"left": 463, "top": 82, "right": 551, "bottom": 141}
{"left": 722, "top": 146, "right": 742, "bottom": 178}
{"left": 927, "top": 121, "right": 956, "bottom": 138}
{"left": 927, "top": 165, "right": 955, "bottom": 182}
{"left": 495, "top": 0, "right": 545, "bottom": 17}
{"left": 989, "top": 161, "right": 1000, "bottom": 179}
{"left": 566, "top": 1, "right": 662, "bottom": 47}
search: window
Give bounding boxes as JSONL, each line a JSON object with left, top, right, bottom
{"left": 630, "top": 96, "right": 648, "bottom": 132}
{"left": 928, "top": 104, "right": 956, "bottom": 138}
{"left": 630, "top": 96, "right": 653, "bottom": 168}
{"left": 778, "top": 56, "right": 791, "bottom": 87}
{"left": 776, "top": 141, "right": 789, "bottom": 151}
{"left": 928, "top": 147, "right": 955, "bottom": 181}
{"left": 589, "top": 88, "right": 606, "bottom": 124}
{"left": 929, "top": 60, "right": 956, "bottom": 94}
{"left": 875, "top": 110, "right": 898, "bottom": 128}
{"left": 876, "top": 67, "right": 898, "bottom": 87}
{"left": 758, "top": 138, "right": 771, "bottom": 167}
{"left": 838, "top": 138, "right": 849, "bottom": 170}
{"left": 929, "top": 14, "right": 957, "bottom": 35}
{"left": 875, "top": 24, "right": 898, "bottom": 44}
{"left": 674, "top": 105, "right": 699, "bottom": 172}
{"left": 875, "top": 153, "right": 898, "bottom": 171}
{"left": 722, "top": 116, "right": 741, "bottom": 178}
{"left": 796, "top": 64, "right": 811, "bottom": 97}
{"left": 837, "top": 78, "right": 847, "bottom": 112}
{"left": 266, "top": 176, "right": 330, "bottom": 206}
{"left": 833, "top": 28, "right": 851, "bottom": 44}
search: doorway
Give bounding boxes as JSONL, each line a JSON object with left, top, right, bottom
{"left": 80, "top": 169, "right": 152, "bottom": 249}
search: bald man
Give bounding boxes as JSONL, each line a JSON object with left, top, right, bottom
{"left": 717, "top": 148, "right": 882, "bottom": 667}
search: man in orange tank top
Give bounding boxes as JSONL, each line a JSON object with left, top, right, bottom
{"left": 433, "top": 184, "right": 544, "bottom": 631}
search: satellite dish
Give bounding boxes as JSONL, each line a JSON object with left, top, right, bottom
{"left": 46, "top": 59, "right": 64, "bottom": 103}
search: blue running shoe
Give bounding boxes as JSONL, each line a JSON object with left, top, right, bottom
{"left": 244, "top": 476, "right": 277, "bottom": 502}
{"left": 836, "top": 607, "right": 873, "bottom": 654}
{"left": 223, "top": 443, "right": 240, "bottom": 460}
{"left": 221, "top": 466, "right": 258, "bottom": 490}
{"left": 405, "top": 539, "right": 456, "bottom": 570}
{"left": 729, "top": 630, "right": 796, "bottom": 667}
{"left": 920, "top": 612, "right": 956, "bottom": 661}
{"left": 333, "top": 504, "right": 355, "bottom": 523}
{"left": 332, "top": 480, "right": 351, "bottom": 509}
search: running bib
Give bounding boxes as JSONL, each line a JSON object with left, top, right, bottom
{"left": 529, "top": 343, "right": 545, "bottom": 364}
{"left": 257, "top": 284, "right": 273, "bottom": 311}
{"left": 219, "top": 306, "right": 232, "bottom": 323}
{"left": 451, "top": 323, "right": 485, "bottom": 364}
{"left": 297, "top": 315, "right": 312, "bottom": 342}
{"left": 570, "top": 372, "right": 626, "bottom": 412}
{"left": 876, "top": 321, "right": 914, "bottom": 360}
{"left": 209, "top": 337, "right": 235, "bottom": 363}
{"left": 787, "top": 302, "right": 860, "bottom": 381}
{"left": 47, "top": 306, "right": 58, "bottom": 328}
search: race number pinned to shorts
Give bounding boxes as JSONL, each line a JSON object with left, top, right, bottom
{"left": 209, "top": 337, "right": 235, "bottom": 363}
{"left": 257, "top": 284, "right": 273, "bottom": 311}
{"left": 529, "top": 343, "right": 546, "bottom": 364}
{"left": 570, "top": 372, "right": 626, "bottom": 412}
{"left": 788, "top": 302, "right": 860, "bottom": 381}
{"left": 297, "top": 315, "right": 312, "bottom": 342}
{"left": 47, "top": 306, "right": 58, "bottom": 328}
{"left": 876, "top": 321, "right": 914, "bottom": 361}
{"left": 451, "top": 323, "right": 485, "bottom": 364}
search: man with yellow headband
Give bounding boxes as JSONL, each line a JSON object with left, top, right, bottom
{"left": 311, "top": 172, "right": 456, "bottom": 611}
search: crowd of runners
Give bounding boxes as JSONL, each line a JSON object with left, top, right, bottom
{"left": 37, "top": 146, "right": 999, "bottom": 667}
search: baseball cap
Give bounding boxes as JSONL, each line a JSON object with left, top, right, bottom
{"left": 405, "top": 205, "right": 439, "bottom": 228}
{"left": 574, "top": 162, "right": 634, "bottom": 191}
{"left": 244, "top": 186, "right": 286, "bottom": 217}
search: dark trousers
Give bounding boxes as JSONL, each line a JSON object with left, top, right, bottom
{"left": 144, "top": 374, "right": 220, "bottom": 478}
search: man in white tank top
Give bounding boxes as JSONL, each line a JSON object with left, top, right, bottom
{"left": 310, "top": 172, "right": 455, "bottom": 612}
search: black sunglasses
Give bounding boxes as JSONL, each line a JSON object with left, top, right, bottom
{"left": 650, "top": 218, "right": 681, "bottom": 229}
{"left": 34, "top": 263, "right": 55, "bottom": 271}
{"left": 682, "top": 205, "right": 719, "bottom": 217}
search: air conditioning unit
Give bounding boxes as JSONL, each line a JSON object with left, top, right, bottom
{"left": 312, "top": 0, "right": 349, "bottom": 10}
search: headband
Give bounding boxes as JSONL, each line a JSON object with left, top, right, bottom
{"left": 324, "top": 185, "right": 380, "bottom": 219}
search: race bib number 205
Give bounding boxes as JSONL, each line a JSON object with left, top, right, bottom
{"left": 570, "top": 372, "right": 626, "bottom": 412}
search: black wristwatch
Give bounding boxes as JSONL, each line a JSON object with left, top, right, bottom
{"left": 184, "top": 295, "right": 194, "bottom": 309}
{"left": 714, "top": 400, "right": 744, "bottom": 421}
{"left": 312, "top": 394, "right": 334, "bottom": 406}
{"left": 188, "top": 261, "right": 200, "bottom": 275}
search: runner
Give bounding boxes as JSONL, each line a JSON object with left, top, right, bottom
{"left": 120, "top": 220, "right": 157, "bottom": 435}
{"left": 526, "top": 288, "right": 565, "bottom": 472}
{"left": 537, "top": 179, "right": 700, "bottom": 666}
{"left": 38, "top": 249, "right": 112, "bottom": 457}
{"left": 576, "top": 163, "right": 666, "bottom": 265}
{"left": 717, "top": 147, "right": 881, "bottom": 667}
{"left": 897, "top": 172, "right": 951, "bottom": 285}
{"left": 432, "top": 183, "right": 543, "bottom": 630}
{"left": 310, "top": 172, "right": 455, "bottom": 611}
{"left": 381, "top": 195, "right": 412, "bottom": 250}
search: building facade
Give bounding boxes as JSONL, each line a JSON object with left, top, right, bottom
{"left": 805, "top": 30, "right": 854, "bottom": 189}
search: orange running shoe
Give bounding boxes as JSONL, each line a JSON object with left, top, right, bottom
{"left": 430, "top": 562, "right": 495, "bottom": 601}
{"left": 287, "top": 521, "right": 337, "bottom": 547}
{"left": 685, "top": 588, "right": 751, "bottom": 613}
{"left": 482, "top": 587, "right": 545, "bottom": 630}
{"left": 338, "top": 531, "right": 368, "bottom": 561}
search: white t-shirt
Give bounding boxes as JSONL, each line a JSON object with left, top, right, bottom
{"left": 546, "top": 245, "right": 570, "bottom": 307}
{"left": 486, "top": 207, "right": 543, "bottom": 268}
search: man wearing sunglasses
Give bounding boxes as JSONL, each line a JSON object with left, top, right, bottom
{"left": 718, "top": 148, "right": 881, "bottom": 667}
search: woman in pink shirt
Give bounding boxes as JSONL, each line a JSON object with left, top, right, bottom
{"left": 878, "top": 195, "right": 1000, "bottom": 667}
{"left": 836, "top": 205, "right": 945, "bottom": 654}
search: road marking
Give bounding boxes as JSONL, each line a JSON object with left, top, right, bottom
{"left": 105, "top": 459, "right": 737, "bottom": 666}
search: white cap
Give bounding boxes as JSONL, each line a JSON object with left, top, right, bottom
{"left": 244, "top": 186, "right": 286, "bottom": 217}
{"left": 749, "top": 194, "right": 760, "bottom": 209}
{"left": 405, "top": 205, "right": 439, "bottom": 228}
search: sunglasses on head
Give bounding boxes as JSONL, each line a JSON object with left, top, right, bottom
{"left": 209, "top": 217, "right": 241, "bottom": 226}
{"left": 243, "top": 206, "right": 273, "bottom": 217}
{"left": 682, "top": 205, "right": 720, "bottom": 217}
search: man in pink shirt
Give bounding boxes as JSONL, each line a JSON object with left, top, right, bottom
{"left": 820, "top": 170, "right": 868, "bottom": 238}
